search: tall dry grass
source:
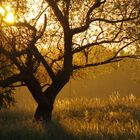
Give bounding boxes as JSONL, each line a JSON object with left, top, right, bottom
{"left": 0, "top": 92, "right": 140, "bottom": 140}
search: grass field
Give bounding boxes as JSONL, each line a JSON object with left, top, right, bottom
{"left": 0, "top": 93, "right": 140, "bottom": 140}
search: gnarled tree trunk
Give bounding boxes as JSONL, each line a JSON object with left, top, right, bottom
{"left": 34, "top": 76, "right": 69, "bottom": 123}
{"left": 24, "top": 71, "right": 70, "bottom": 123}
{"left": 34, "top": 101, "right": 53, "bottom": 122}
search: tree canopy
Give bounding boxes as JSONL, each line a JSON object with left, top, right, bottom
{"left": 0, "top": 0, "right": 140, "bottom": 122}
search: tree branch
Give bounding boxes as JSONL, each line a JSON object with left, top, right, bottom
{"left": 0, "top": 74, "right": 23, "bottom": 87}
{"left": 112, "top": 39, "right": 139, "bottom": 58}
{"left": 71, "top": 1, "right": 140, "bottom": 35}
{"left": 73, "top": 54, "right": 140, "bottom": 70}
{"left": 90, "top": 16, "right": 140, "bottom": 24}
{"left": 72, "top": 38, "right": 128, "bottom": 54}
{"left": 15, "top": 22, "right": 37, "bottom": 34}
{"left": 73, "top": 40, "right": 140, "bottom": 70}
{"left": 64, "top": 0, "right": 70, "bottom": 18}
{"left": 35, "top": 14, "right": 47, "bottom": 40}
{"left": 45, "top": 0, "right": 67, "bottom": 28}
{"left": 71, "top": 0, "right": 106, "bottom": 35}
{"left": 73, "top": 58, "right": 122, "bottom": 70}
{"left": 32, "top": 45, "right": 56, "bottom": 82}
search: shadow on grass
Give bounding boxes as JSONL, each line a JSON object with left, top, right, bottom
{"left": 0, "top": 109, "right": 76, "bottom": 140}
{"left": 44, "top": 121, "right": 77, "bottom": 140}
{"left": 0, "top": 104, "right": 140, "bottom": 140}
{"left": 45, "top": 121, "right": 140, "bottom": 140}
{"left": 1, "top": 120, "right": 140, "bottom": 140}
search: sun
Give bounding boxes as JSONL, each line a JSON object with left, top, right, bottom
{"left": 4, "top": 12, "right": 15, "bottom": 23}
{"left": 0, "top": 5, "right": 15, "bottom": 24}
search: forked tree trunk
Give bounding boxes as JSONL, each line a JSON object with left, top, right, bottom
{"left": 23, "top": 68, "right": 70, "bottom": 123}
{"left": 34, "top": 78, "right": 68, "bottom": 123}
{"left": 34, "top": 85, "right": 55, "bottom": 123}
{"left": 30, "top": 29, "right": 72, "bottom": 123}
{"left": 34, "top": 101, "right": 53, "bottom": 122}
{"left": 23, "top": 74, "right": 53, "bottom": 123}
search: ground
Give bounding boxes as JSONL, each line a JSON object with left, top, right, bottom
{"left": 0, "top": 93, "right": 140, "bottom": 140}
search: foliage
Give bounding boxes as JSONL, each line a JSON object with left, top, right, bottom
{"left": 0, "top": 61, "right": 15, "bottom": 109}
{"left": 0, "top": 93, "right": 140, "bottom": 139}
{"left": 0, "top": 87, "right": 15, "bottom": 109}
{"left": 0, "top": 0, "right": 139, "bottom": 86}
{"left": 0, "top": 0, "right": 140, "bottom": 121}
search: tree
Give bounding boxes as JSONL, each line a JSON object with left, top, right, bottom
{"left": 0, "top": 0, "right": 140, "bottom": 123}
{"left": 0, "top": 61, "right": 15, "bottom": 109}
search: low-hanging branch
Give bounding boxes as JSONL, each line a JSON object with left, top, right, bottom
{"left": 0, "top": 74, "right": 23, "bottom": 88}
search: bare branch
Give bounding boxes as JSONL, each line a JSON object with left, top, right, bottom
{"left": 71, "top": 1, "right": 140, "bottom": 35}
{"left": 14, "top": 22, "right": 37, "bottom": 33}
{"left": 90, "top": 16, "right": 140, "bottom": 24}
{"left": 73, "top": 39, "right": 140, "bottom": 71}
{"left": 0, "top": 74, "right": 23, "bottom": 87}
{"left": 32, "top": 4, "right": 49, "bottom": 26}
{"left": 73, "top": 58, "right": 122, "bottom": 70}
{"left": 41, "top": 83, "right": 51, "bottom": 90}
{"left": 7, "top": 83, "right": 26, "bottom": 88}
{"left": 35, "top": 14, "right": 47, "bottom": 40}
{"left": 32, "top": 45, "right": 56, "bottom": 82}
{"left": 45, "top": 0, "right": 67, "bottom": 28}
{"left": 73, "top": 53, "right": 140, "bottom": 70}
{"left": 64, "top": 0, "right": 70, "bottom": 18}
{"left": 112, "top": 39, "right": 139, "bottom": 58}
{"left": 72, "top": 37, "right": 128, "bottom": 54}
{"left": 0, "top": 63, "right": 13, "bottom": 71}
{"left": 71, "top": 0, "right": 106, "bottom": 35}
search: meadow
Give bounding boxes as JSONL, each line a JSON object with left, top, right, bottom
{"left": 0, "top": 93, "right": 140, "bottom": 140}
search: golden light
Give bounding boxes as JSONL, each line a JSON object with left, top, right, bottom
{"left": 0, "top": 5, "right": 15, "bottom": 24}
{"left": 0, "top": 7, "right": 5, "bottom": 16}
{"left": 5, "top": 5, "right": 11, "bottom": 11}
{"left": 4, "top": 12, "right": 15, "bottom": 23}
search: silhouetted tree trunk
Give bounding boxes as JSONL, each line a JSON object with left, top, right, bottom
{"left": 34, "top": 100, "right": 53, "bottom": 122}
{"left": 23, "top": 70, "right": 70, "bottom": 123}
{"left": 34, "top": 77, "right": 70, "bottom": 123}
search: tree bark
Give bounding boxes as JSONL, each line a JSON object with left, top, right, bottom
{"left": 34, "top": 101, "right": 53, "bottom": 123}
{"left": 34, "top": 75, "right": 69, "bottom": 123}
{"left": 33, "top": 33, "right": 72, "bottom": 123}
{"left": 22, "top": 72, "right": 52, "bottom": 123}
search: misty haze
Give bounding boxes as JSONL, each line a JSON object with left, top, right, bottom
{"left": 0, "top": 0, "right": 140, "bottom": 139}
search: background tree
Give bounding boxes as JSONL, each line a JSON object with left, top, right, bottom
{"left": 0, "top": 0, "right": 140, "bottom": 123}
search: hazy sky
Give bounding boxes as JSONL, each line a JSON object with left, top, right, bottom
{"left": 16, "top": 67, "right": 140, "bottom": 105}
